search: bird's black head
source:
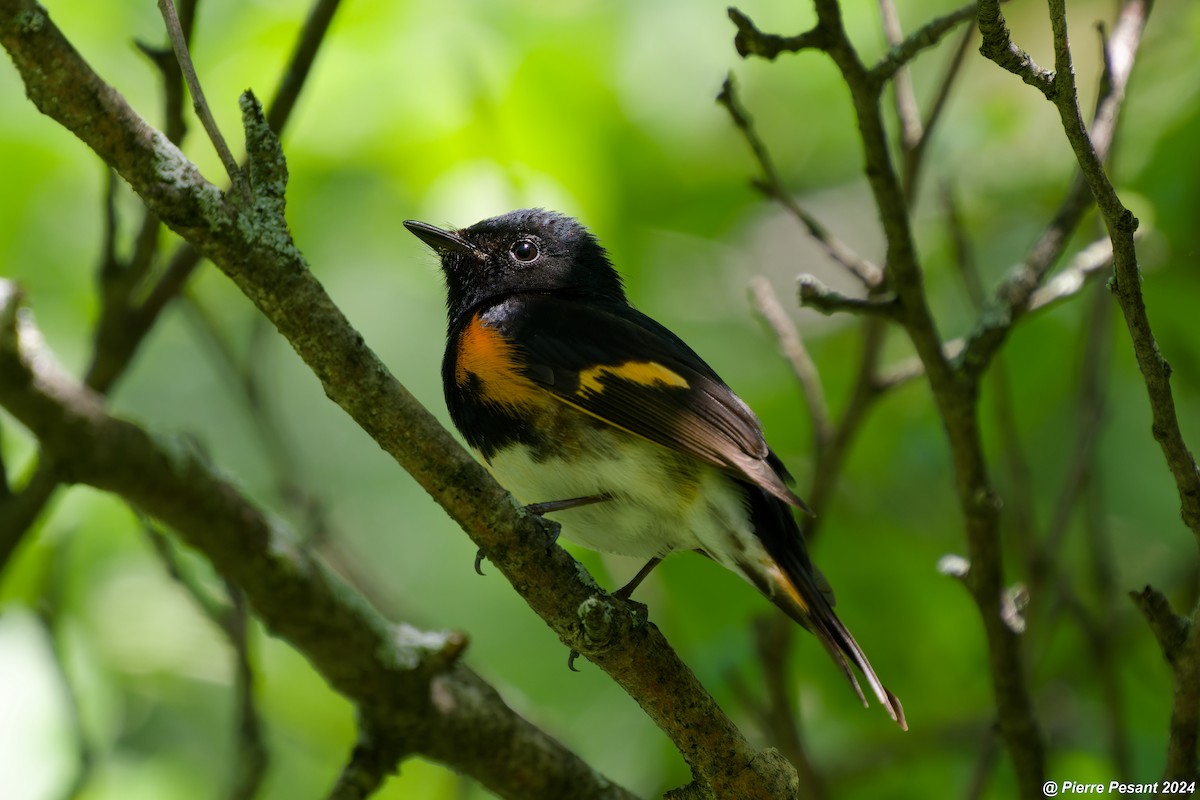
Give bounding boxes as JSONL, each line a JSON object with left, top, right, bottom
{"left": 404, "top": 209, "right": 626, "bottom": 326}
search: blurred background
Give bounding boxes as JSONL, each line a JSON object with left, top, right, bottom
{"left": 1, "top": 0, "right": 1198, "bottom": 797}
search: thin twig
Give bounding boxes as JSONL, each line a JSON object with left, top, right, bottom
{"left": 805, "top": 315, "right": 889, "bottom": 532}
{"left": 181, "top": 292, "right": 336, "bottom": 544}
{"left": 761, "top": 3, "right": 1049, "bottom": 787}
{"left": 728, "top": 7, "right": 827, "bottom": 60}
{"left": 267, "top": 0, "right": 343, "bottom": 133}
{"left": 142, "top": 514, "right": 270, "bottom": 798}
{"left": 872, "top": 1, "right": 978, "bottom": 86}
{"left": 877, "top": 235, "right": 1113, "bottom": 393}
{"left": 798, "top": 274, "right": 898, "bottom": 318}
{"left": 0, "top": 284, "right": 636, "bottom": 800}
{"left": 0, "top": 10, "right": 801, "bottom": 775}
{"left": 718, "top": 74, "right": 883, "bottom": 288}
{"left": 37, "top": 534, "right": 96, "bottom": 800}
{"left": 903, "top": 24, "right": 975, "bottom": 203}
{"left": 157, "top": 0, "right": 249, "bottom": 203}
{"left": 227, "top": 583, "right": 268, "bottom": 800}
{"left": 753, "top": 616, "right": 828, "bottom": 800}
{"left": 748, "top": 276, "right": 833, "bottom": 452}
{"left": 1076, "top": 293, "right": 1132, "bottom": 773}
{"left": 976, "top": 0, "right": 1055, "bottom": 97}
{"left": 5, "top": 0, "right": 346, "bottom": 565}
{"left": 942, "top": 183, "right": 1039, "bottom": 564}
{"left": 878, "top": 0, "right": 922, "bottom": 154}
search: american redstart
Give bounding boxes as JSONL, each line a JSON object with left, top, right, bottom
{"left": 404, "top": 208, "right": 905, "bottom": 729}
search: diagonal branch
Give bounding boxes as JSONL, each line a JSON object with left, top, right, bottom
{"left": 980, "top": 0, "right": 1195, "bottom": 783}
{"left": 157, "top": 0, "right": 247, "bottom": 201}
{"left": 0, "top": 5, "right": 797, "bottom": 795}
{"left": 0, "top": 282, "right": 636, "bottom": 800}
{"left": 718, "top": 74, "right": 882, "bottom": 288}
{"left": 733, "top": 3, "right": 1049, "bottom": 793}
{"left": 2, "top": 0, "right": 345, "bottom": 580}
{"left": 960, "top": 0, "right": 1148, "bottom": 384}
{"left": 976, "top": 0, "right": 1055, "bottom": 97}
{"left": 871, "top": 1, "right": 979, "bottom": 85}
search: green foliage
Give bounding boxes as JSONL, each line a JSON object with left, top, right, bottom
{"left": 2, "top": 0, "right": 1199, "bottom": 798}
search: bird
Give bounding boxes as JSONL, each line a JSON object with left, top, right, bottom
{"left": 404, "top": 208, "right": 905, "bottom": 729}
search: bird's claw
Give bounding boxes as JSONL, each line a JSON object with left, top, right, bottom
{"left": 531, "top": 514, "right": 562, "bottom": 552}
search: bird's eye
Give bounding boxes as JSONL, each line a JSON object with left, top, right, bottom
{"left": 510, "top": 239, "right": 539, "bottom": 262}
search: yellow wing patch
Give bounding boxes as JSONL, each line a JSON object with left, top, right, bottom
{"left": 577, "top": 361, "right": 689, "bottom": 395}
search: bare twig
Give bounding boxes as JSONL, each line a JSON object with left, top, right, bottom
{"left": 718, "top": 74, "right": 883, "bottom": 288}
{"left": 0, "top": 459, "right": 57, "bottom": 569}
{"left": 748, "top": 276, "right": 833, "bottom": 452}
{"left": 959, "top": 1, "right": 1146, "bottom": 384}
{"left": 728, "top": 7, "right": 827, "bottom": 60}
{"left": 227, "top": 584, "right": 268, "bottom": 800}
{"left": 143, "top": 515, "right": 269, "bottom": 799}
{"left": 753, "top": 616, "right": 828, "bottom": 800}
{"left": 942, "top": 184, "right": 1039, "bottom": 563}
{"left": 736, "top": 3, "right": 1049, "bottom": 792}
{"left": 36, "top": 534, "right": 96, "bottom": 800}
{"left": 0, "top": 10, "right": 801, "bottom": 786}
{"left": 0, "top": 283, "right": 637, "bottom": 800}
{"left": 1074, "top": 296, "right": 1132, "bottom": 773}
{"left": 1026, "top": 238, "right": 1115, "bottom": 312}
{"left": 157, "top": 0, "right": 248, "bottom": 202}
{"left": 797, "top": 275, "right": 898, "bottom": 318}
{"left": 878, "top": 0, "right": 922, "bottom": 154}
{"left": 805, "top": 315, "right": 889, "bottom": 530}
{"left": 267, "top": 0, "right": 343, "bottom": 133}
{"left": 4, "top": 0, "right": 346, "bottom": 578}
{"left": 979, "top": 0, "right": 1195, "bottom": 783}
{"left": 903, "top": 24, "right": 974, "bottom": 203}
{"left": 1034, "top": 0, "right": 1200, "bottom": 539}
{"left": 976, "top": 0, "right": 1055, "bottom": 97}
{"left": 878, "top": 234, "right": 1113, "bottom": 394}
{"left": 871, "top": 1, "right": 979, "bottom": 85}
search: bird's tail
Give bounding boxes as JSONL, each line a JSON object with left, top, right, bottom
{"left": 742, "top": 486, "right": 908, "bottom": 730}
{"left": 761, "top": 559, "right": 907, "bottom": 731}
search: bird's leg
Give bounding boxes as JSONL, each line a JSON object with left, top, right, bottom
{"left": 524, "top": 492, "right": 613, "bottom": 518}
{"left": 566, "top": 556, "right": 660, "bottom": 672}
{"left": 613, "top": 557, "right": 663, "bottom": 599}
{"left": 474, "top": 493, "right": 613, "bottom": 574}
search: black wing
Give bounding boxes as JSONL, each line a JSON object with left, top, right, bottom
{"left": 484, "top": 294, "right": 809, "bottom": 512}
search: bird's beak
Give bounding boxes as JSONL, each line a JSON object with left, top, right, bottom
{"left": 403, "top": 220, "right": 483, "bottom": 259}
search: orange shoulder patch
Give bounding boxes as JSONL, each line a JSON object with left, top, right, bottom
{"left": 455, "top": 314, "right": 541, "bottom": 408}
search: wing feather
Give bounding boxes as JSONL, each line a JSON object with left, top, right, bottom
{"left": 486, "top": 295, "right": 809, "bottom": 512}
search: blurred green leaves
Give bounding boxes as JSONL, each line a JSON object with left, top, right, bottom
{"left": 2, "top": 0, "right": 1199, "bottom": 798}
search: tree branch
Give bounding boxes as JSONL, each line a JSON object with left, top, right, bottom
{"left": 718, "top": 74, "right": 882, "bottom": 288}
{"left": 157, "top": 0, "right": 248, "bottom": 201}
{"left": 0, "top": 6, "right": 798, "bottom": 794}
{"left": 979, "top": 0, "right": 1197, "bottom": 781}
{"left": 728, "top": 7, "right": 827, "bottom": 60}
{"left": 3, "top": 0, "right": 345, "bottom": 578}
{"left": 748, "top": 277, "right": 833, "bottom": 454}
{"left": 0, "top": 282, "right": 637, "bottom": 800}
{"left": 732, "top": 3, "right": 1049, "bottom": 793}
{"left": 797, "top": 274, "right": 899, "bottom": 319}
{"left": 975, "top": 0, "right": 1055, "bottom": 97}
{"left": 871, "top": 1, "right": 978, "bottom": 85}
